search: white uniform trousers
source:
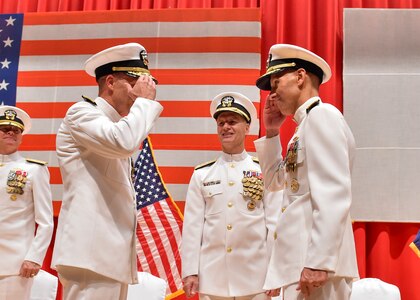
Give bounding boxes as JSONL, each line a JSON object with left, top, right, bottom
{"left": 57, "top": 266, "right": 128, "bottom": 300}
{"left": 200, "top": 293, "right": 270, "bottom": 300}
{"left": 0, "top": 275, "right": 33, "bottom": 300}
{"left": 282, "top": 277, "right": 352, "bottom": 300}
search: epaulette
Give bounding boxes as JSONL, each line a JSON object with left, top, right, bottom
{"left": 194, "top": 159, "right": 216, "bottom": 170}
{"left": 82, "top": 95, "right": 97, "bottom": 106}
{"left": 306, "top": 100, "right": 320, "bottom": 114}
{"left": 252, "top": 156, "right": 260, "bottom": 164}
{"left": 26, "top": 158, "right": 48, "bottom": 166}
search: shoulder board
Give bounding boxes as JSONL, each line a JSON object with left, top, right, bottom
{"left": 306, "top": 99, "right": 320, "bottom": 114}
{"left": 82, "top": 95, "right": 97, "bottom": 106}
{"left": 252, "top": 156, "right": 260, "bottom": 164}
{"left": 26, "top": 158, "right": 48, "bottom": 166}
{"left": 194, "top": 159, "right": 216, "bottom": 170}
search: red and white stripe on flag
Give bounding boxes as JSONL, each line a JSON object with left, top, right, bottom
{"left": 14, "top": 9, "right": 262, "bottom": 216}
{"left": 134, "top": 137, "right": 184, "bottom": 298}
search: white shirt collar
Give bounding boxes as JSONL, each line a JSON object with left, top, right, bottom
{"left": 96, "top": 97, "right": 122, "bottom": 122}
{"left": 0, "top": 151, "right": 22, "bottom": 164}
{"left": 221, "top": 150, "right": 247, "bottom": 162}
{"left": 293, "top": 96, "right": 321, "bottom": 125}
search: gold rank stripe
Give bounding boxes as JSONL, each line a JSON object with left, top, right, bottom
{"left": 26, "top": 158, "right": 48, "bottom": 165}
{"left": 194, "top": 159, "right": 217, "bottom": 170}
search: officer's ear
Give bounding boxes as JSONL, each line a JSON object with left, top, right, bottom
{"left": 105, "top": 74, "right": 116, "bottom": 90}
{"left": 296, "top": 68, "right": 306, "bottom": 87}
{"left": 245, "top": 122, "right": 250, "bottom": 134}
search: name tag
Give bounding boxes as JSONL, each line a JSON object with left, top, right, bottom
{"left": 203, "top": 180, "right": 221, "bottom": 187}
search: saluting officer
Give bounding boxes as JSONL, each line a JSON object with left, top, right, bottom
{"left": 51, "top": 43, "right": 163, "bottom": 300}
{"left": 181, "top": 92, "right": 279, "bottom": 300}
{"left": 0, "top": 106, "right": 54, "bottom": 300}
{"left": 254, "top": 44, "right": 359, "bottom": 300}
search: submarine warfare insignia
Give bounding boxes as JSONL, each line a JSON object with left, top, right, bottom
{"left": 242, "top": 170, "right": 264, "bottom": 211}
{"left": 7, "top": 168, "right": 28, "bottom": 200}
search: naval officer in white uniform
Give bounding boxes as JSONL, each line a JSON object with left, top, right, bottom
{"left": 182, "top": 92, "right": 280, "bottom": 300}
{"left": 51, "top": 43, "right": 163, "bottom": 300}
{"left": 254, "top": 44, "right": 359, "bottom": 300}
{"left": 0, "top": 106, "right": 54, "bottom": 300}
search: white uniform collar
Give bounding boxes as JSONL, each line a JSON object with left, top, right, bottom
{"left": 96, "top": 97, "right": 122, "bottom": 122}
{"left": 293, "top": 96, "right": 321, "bottom": 125}
{"left": 0, "top": 151, "right": 22, "bottom": 164}
{"left": 221, "top": 150, "right": 247, "bottom": 162}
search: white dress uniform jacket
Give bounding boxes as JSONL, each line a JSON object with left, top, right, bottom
{"left": 0, "top": 152, "right": 54, "bottom": 275}
{"left": 182, "top": 151, "right": 278, "bottom": 297}
{"left": 51, "top": 96, "right": 162, "bottom": 284}
{"left": 254, "top": 97, "right": 359, "bottom": 290}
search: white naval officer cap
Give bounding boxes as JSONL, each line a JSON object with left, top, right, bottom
{"left": 210, "top": 92, "right": 257, "bottom": 124}
{"left": 84, "top": 42, "right": 158, "bottom": 84}
{"left": 256, "top": 44, "right": 332, "bottom": 90}
{"left": 0, "top": 105, "right": 31, "bottom": 135}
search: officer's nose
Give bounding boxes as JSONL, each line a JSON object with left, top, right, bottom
{"left": 222, "top": 123, "right": 232, "bottom": 130}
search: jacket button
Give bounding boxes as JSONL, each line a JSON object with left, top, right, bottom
{"left": 227, "top": 224, "right": 232, "bottom": 230}
{"left": 227, "top": 202, "right": 233, "bottom": 208}
{"left": 227, "top": 247, "right": 232, "bottom": 253}
{"left": 228, "top": 181, "right": 235, "bottom": 186}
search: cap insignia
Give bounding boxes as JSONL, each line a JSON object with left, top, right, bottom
{"left": 140, "top": 50, "right": 149, "bottom": 67}
{"left": 221, "top": 96, "right": 234, "bottom": 107}
{"left": 4, "top": 109, "right": 17, "bottom": 121}
{"left": 266, "top": 53, "right": 272, "bottom": 69}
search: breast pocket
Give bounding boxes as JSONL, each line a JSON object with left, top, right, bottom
{"left": 202, "top": 184, "right": 224, "bottom": 216}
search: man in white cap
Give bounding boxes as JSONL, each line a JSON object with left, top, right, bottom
{"left": 254, "top": 44, "right": 359, "bottom": 300}
{"left": 181, "top": 92, "right": 280, "bottom": 300}
{"left": 51, "top": 43, "right": 163, "bottom": 299}
{"left": 0, "top": 106, "right": 54, "bottom": 299}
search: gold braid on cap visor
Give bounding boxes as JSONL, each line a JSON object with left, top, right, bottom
{"left": 112, "top": 66, "right": 151, "bottom": 76}
{"left": 215, "top": 107, "right": 251, "bottom": 123}
{"left": 265, "top": 62, "right": 296, "bottom": 74}
{"left": 0, "top": 120, "right": 24, "bottom": 131}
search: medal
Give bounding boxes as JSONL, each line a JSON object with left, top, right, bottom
{"left": 242, "top": 170, "right": 264, "bottom": 202}
{"left": 7, "top": 168, "right": 27, "bottom": 200}
{"left": 247, "top": 200, "right": 256, "bottom": 211}
{"left": 285, "top": 137, "right": 299, "bottom": 173}
{"left": 290, "top": 178, "right": 300, "bottom": 193}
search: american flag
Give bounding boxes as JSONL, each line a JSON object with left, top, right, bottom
{"left": 134, "top": 137, "right": 183, "bottom": 296}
